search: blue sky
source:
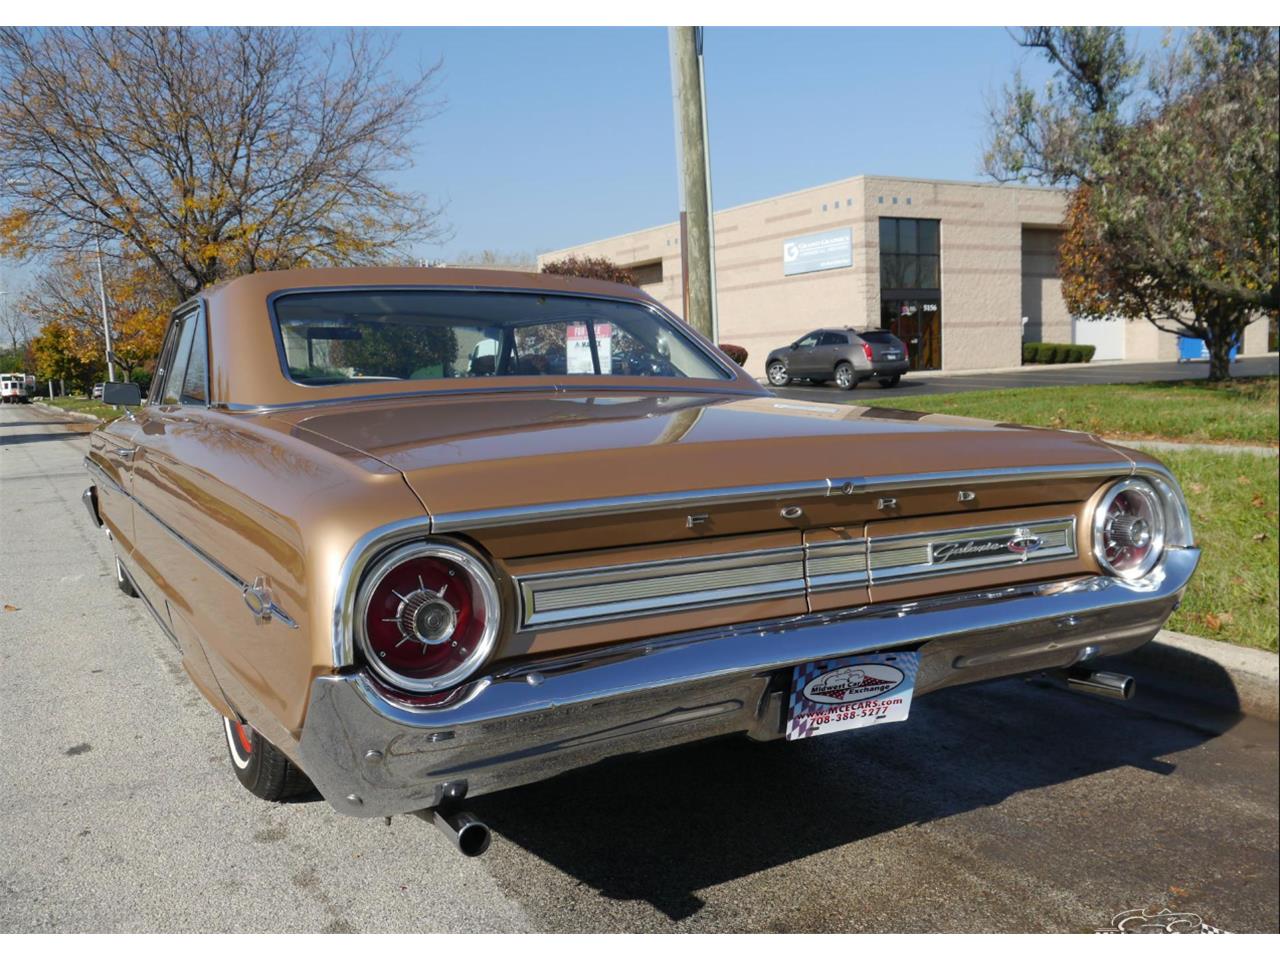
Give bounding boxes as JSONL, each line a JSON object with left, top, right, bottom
{"left": 392, "top": 26, "right": 1172, "bottom": 262}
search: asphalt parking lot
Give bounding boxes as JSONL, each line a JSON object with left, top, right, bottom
{"left": 2, "top": 402, "right": 1277, "bottom": 933}
{"left": 768, "top": 354, "right": 1280, "bottom": 399}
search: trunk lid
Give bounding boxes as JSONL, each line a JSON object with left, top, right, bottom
{"left": 268, "top": 390, "right": 1132, "bottom": 557}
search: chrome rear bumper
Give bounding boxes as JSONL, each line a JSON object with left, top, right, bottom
{"left": 298, "top": 547, "right": 1198, "bottom": 818}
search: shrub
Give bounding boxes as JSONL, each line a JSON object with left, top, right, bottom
{"left": 1024, "top": 341, "right": 1095, "bottom": 364}
{"left": 718, "top": 343, "right": 748, "bottom": 365}
{"left": 540, "top": 255, "right": 637, "bottom": 286}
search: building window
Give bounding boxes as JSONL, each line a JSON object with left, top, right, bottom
{"left": 879, "top": 217, "right": 940, "bottom": 291}
{"left": 880, "top": 217, "right": 942, "bottom": 372}
{"left": 628, "top": 260, "right": 664, "bottom": 287}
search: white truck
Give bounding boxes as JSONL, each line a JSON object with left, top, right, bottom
{"left": 0, "top": 373, "right": 31, "bottom": 404}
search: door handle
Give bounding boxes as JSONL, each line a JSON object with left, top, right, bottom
{"left": 114, "top": 447, "right": 135, "bottom": 460}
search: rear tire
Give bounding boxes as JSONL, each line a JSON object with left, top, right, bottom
{"left": 835, "top": 362, "right": 857, "bottom": 390}
{"left": 115, "top": 556, "right": 139, "bottom": 597}
{"left": 878, "top": 375, "right": 902, "bottom": 388}
{"left": 223, "top": 716, "right": 314, "bottom": 802}
{"left": 766, "top": 360, "right": 791, "bottom": 387}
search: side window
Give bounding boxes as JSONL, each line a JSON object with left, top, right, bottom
{"left": 161, "top": 311, "right": 199, "bottom": 405}
{"left": 180, "top": 314, "right": 208, "bottom": 405}
{"left": 148, "top": 317, "right": 183, "bottom": 405}
{"left": 819, "top": 332, "right": 847, "bottom": 346}
{"left": 795, "top": 332, "right": 820, "bottom": 349}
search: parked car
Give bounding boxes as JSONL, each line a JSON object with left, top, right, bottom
{"left": 92, "top": 383, "right": 105, "bottom": 400}
{"left": 766, "top": 327, "right": 909, "bottom": 390}
{"left": 84, "top": 268, "right": 1197, "bottom": 857}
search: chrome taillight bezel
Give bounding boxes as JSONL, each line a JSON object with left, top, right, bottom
{"left": 1092, "top": 478, "right": 1166, "bottom": 580}
{"left": 354, "top": 540, "right": 501, "bottom": 693}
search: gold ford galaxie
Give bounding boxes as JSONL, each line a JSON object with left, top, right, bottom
{"left": 84, "top": 268, "right": 1197, "bottom": 856}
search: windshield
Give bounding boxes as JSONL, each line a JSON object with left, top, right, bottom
{"left": 271, "top": 290, "right": 730, "bottom": 385}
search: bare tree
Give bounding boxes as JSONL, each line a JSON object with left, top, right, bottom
{"left": 0, "top": 27, "right": 449, "bottom": 300}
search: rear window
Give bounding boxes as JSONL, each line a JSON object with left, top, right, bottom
{"left": 859, "top": 330, "right": 899, "bottom": 344}
{"left": 271, "top": 290, "right": 731, "bottom": 385}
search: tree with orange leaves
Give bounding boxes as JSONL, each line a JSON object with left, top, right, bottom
{"left": 20, "top": 253, "right": 172, "bottom": 381}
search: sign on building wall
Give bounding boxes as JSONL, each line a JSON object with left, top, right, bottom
{"left": 782, "top": 228, "right": 853, "bottom": 276}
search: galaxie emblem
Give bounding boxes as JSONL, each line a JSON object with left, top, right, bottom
{"left": 931, "top": 527, "right": 1044, "bottom": 564}
{"left": 802, "top": 664, "right": 906, "bottom": 704}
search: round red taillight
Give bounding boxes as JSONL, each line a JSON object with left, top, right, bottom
{"left": 1093, "top": 479, "right": 1165, "bottom": 580}
{"left": 355, "top": 542, "right": 501, "bottom": 692}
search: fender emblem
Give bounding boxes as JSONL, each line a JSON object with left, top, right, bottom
{"left": 243, "top": 576, "right": 274, "bottom": 623}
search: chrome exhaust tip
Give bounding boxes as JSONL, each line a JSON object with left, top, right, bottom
{"left": 419, "top": 808, "right": 492, "bottom": 857}
{"left": 1065, "top": 668, "right": 1135, "bottom": 701}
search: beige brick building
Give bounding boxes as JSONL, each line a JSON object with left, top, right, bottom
{"left": 538, "top": 175, "right": 1270, "bottom": 378}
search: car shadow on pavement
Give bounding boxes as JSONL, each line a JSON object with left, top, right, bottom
{"left": 470, "top": 674, "right": 1236, "bottom": 922}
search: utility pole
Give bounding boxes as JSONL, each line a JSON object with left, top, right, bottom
{"left": 94, "top": 233, "right": 115, "bottom": 382}
{"left": 669, "top": 27, "right": 718, "bottom": 342}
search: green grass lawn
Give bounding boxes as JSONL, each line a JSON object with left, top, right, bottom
{"left": 862, "top": 377, "right": 1278, "bottom": 446}
{"left": 37, "top": 396, "right": 124, "bottom": 422}
{"left": 1158, "top": 449, "right": 1279, "bottom": 652}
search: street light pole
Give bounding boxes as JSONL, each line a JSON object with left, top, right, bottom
{"left": 94, "top": 232, "right": 115, "bottom": 383}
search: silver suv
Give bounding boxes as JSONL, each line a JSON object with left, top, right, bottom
{"left": 766, "top": 328, "right": 909, "bottom": 390}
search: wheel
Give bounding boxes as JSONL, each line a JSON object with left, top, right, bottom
{"left": 223, "top": 716, "right": 314, "bottom": 801}
{"left": 766, "top": 360, "right": 791, "bottom": 387}
{"left": 115, "top": 556, "right": 138, "bottom": 597}
{"left": 878, "top": 375, "right": 902, "bottom": 388}
{"left": 835, "top": 362, "right": 857, "bottom": 390}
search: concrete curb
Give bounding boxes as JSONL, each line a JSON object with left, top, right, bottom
{"left": 1111, "top": 629, "right": 1279, "bottom": 722}
{"left": 1119, "top": 439, "right": 1278, "bottom": 457}
{"left": 32, "top": 400, "right": 103, "bottom": 424}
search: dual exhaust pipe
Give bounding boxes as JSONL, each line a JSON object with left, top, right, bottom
{"left": 416, "top": 807, "right": 492, "bottom": 857}
{"left": 1063, "top": 667, "right": 1135, "bottom": 700}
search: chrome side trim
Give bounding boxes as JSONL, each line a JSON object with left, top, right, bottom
{"left": 430, "top": 462, "right": 1131, "bottom": 532}
{"left": 84, "top": 457, "right": 298, "bottom": 629}
{"left": 868, "top": 517, "right": 1077, "bottom": 585}
{"left": 516, "top": 546, "right": 806, "bottom": 629}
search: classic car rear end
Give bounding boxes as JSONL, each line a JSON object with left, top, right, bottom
{"left": 82, "top": 268, "right": 1197, "bottom": 856}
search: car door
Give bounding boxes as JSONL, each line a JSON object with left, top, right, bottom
{"left": 817, "top": 331, "right": 850, "bottom": 376}
{"left": 125, "top": 307, "right": 201, "bottom": 619}
{"left": 787, "top": 331, "right": 823, "bottom": 375}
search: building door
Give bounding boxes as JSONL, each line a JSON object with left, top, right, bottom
{"left": 881, "top": 299, "right": 941, "bottom": 371}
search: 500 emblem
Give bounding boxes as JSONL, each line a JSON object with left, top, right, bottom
{"left": 802, "top": 663, "right": 906, "bottom": 704}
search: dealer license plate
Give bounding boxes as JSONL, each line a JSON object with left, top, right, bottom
{"left": 786, "top": 652, "right": 920, "bottom": 740}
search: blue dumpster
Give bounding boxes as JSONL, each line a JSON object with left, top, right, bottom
{"left": 1177, "top": 336, "right": 1240, "bottom": 363}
